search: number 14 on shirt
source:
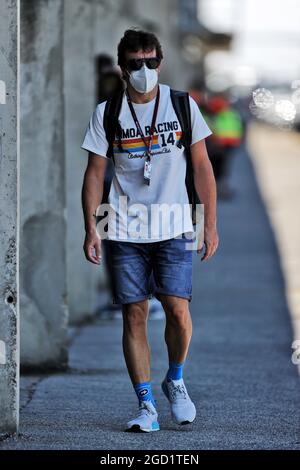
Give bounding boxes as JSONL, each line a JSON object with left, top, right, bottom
{"left": 160, "top": 132, "right": 176, "bottom": 147}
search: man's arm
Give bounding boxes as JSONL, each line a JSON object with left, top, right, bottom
{"left": 190, "top": 139, "right": 219, "bottom": 261}
{"left": 81, "top": 152, "right": 107, "bottom": 264}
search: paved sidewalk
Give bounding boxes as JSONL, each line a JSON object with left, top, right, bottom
{"left": 1, "top": 140, "right": 299, "bottom": 450}
{"left": 248, "top": 122, "right": 300, "bottom": 342}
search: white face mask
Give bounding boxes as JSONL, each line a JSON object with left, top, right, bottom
{"left": 129, "top": 64, "right": 158, "bottom": 94}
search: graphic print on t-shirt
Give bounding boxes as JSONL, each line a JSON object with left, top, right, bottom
{"left": 113, "top": 121, "right": 182, "bottom": 158}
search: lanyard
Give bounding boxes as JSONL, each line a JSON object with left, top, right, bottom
{"left": 126, "top": 85, "right": 160, "bottom": 162}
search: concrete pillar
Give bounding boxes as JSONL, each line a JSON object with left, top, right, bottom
{"left": 64, "top": 0, "right": 101, "bottom": 324}
{"left": 93, "top": 1, "right": 142, "bottom": 61}
{"left": 134, "top": 0, "right": 193, "bottom": 90}
{"left": 20, "top": 0, "right": 68, "bottom": 368}
{"left": 0, "top": 0, "right": 19, "bottom": 434}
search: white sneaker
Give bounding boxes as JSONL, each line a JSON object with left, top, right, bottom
{"left": 162, "top": 378, "right": 196, "bottom": 425}
{"left": 126, "top": 401, "right": 160, "bottom": 432}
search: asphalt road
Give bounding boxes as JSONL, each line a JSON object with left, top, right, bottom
{"left": 1, "top": 142, "right": 299, "bottom": 450}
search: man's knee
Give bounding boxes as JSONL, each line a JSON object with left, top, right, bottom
{"left": 165, "top": 302, "right": 191, "bottom": 330}
{"left": 122, "top": 301, "right": 148, "bottom": 333}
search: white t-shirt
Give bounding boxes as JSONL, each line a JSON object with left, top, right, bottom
{"left": 81, "top": 84, "right": 212, "bottom": 242}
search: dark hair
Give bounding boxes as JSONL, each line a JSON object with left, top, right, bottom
{"left": 117, "top": 29, "right": 163, "bottom": 69}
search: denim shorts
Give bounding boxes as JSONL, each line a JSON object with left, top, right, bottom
{"left": 107, "top": 233, "right": 193, "bottom": 305}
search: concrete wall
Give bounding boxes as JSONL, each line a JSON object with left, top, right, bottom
{"left": 64, "top": 0, "right": 102, "bottom": 324}
{"left": 0, "top": 0, "right": 19, "bottom": 434}
{"left": 134, "top": 0, "right": 193, "bottom": 90}
{"left": 20, "top": 0, "right": 68, "bottom": 368}
{"left": 92, "top": 0, "right": 193, "bottom": 89}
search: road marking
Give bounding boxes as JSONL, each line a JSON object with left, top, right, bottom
{"left": 0, "top": 80, "right": 6, "bottom": 104}
{"left": 0, "top": 340, "right": 6, "bottom": 365}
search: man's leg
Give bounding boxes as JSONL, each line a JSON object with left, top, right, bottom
{"left": 122, "top": 299, "right": 150, "bottom": 384}
{"left": 122, "top": 299, "right": 160, "bottom": 432}
{"left": 107, "top": 240, "right": 159, "bottom": 431}
{"left": 151, "top": 235, "right": 193, "bottom": 371}
{"left": 159, "top": 294, "right": 196, "bottom": 425}
{"left": 160, "top": 295, "right": 192, "bottom": 364}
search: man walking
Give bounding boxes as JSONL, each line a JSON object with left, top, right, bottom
{"left": 81, "top": 29, "right": 218, "bottom": 432}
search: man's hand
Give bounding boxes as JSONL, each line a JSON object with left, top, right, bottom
{"left": 81, "top": 152, "right": 107, "bottom": 265}
{"left": 83, "top": 230, "right": 102, "bottom": 265}
{"left": 197, "top": 225, "right": 219, "bottom": 261}
{"left": 191, "top": 139, "right": 219, "bottom": 262}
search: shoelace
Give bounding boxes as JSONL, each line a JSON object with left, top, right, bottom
{"left": 169, "top": 383, "right": 188, "bottom": 402}
{"left": 138, "top": 402, "right": 156, "bottom": 417}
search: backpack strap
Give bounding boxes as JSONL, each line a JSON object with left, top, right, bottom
{"left": 170, "top": 89, "right": 200, "bottom": 225}
{"left": 103, "top": 90, "right": 124, "bottom": 162}
{"left": 170, "top": 89, "right": 192, "bottom": 149}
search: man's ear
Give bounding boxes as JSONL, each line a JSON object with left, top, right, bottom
{"left": 121, "top": 67, "right": 129, "bottom": 80}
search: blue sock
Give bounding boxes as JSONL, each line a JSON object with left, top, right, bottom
{"left": 134, "top": 381, "right": 155, "bottom": 407}
{"left": 167, "top": 362, "right": 185, "bottom": 381}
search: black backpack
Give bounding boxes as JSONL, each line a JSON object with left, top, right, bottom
{"left": 102, "top": 88, "right": 200, "bottom": 225}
